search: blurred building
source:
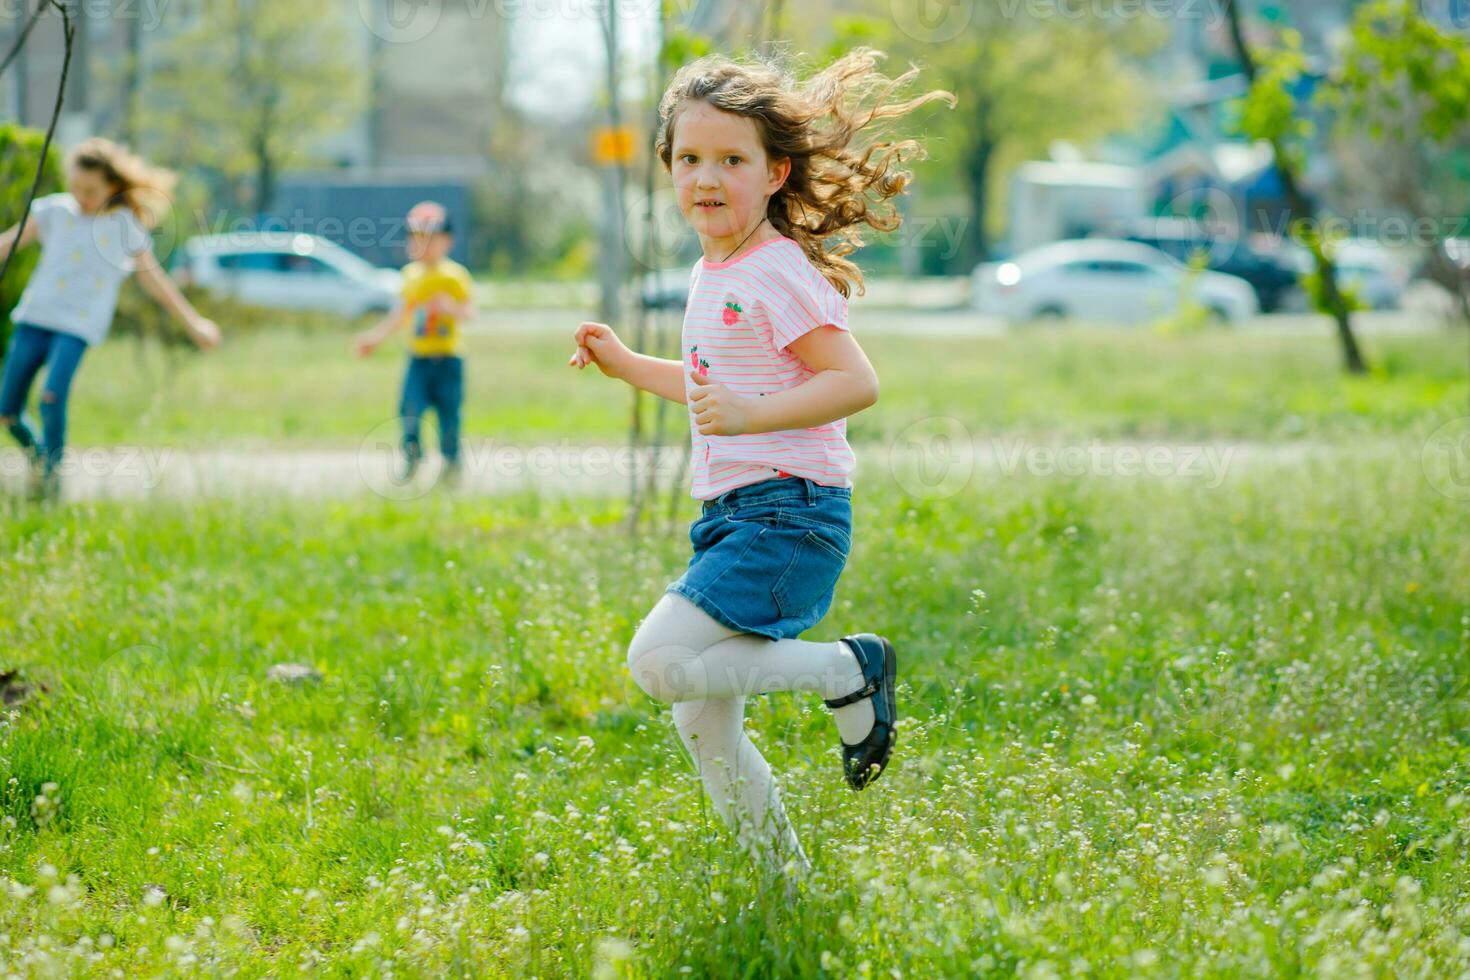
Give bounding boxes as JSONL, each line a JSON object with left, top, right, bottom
{"left": 1, "top": 1, "right": 509, "bottom": 263}
{"left": 2, "top": 1, "right": 508, "bottom": 173}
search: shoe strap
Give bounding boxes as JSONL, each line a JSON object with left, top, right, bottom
{"left": 824, "top": 678, "right": 878, "bottom": 709}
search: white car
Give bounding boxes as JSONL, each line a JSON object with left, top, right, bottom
{"left": 1330, "top": 240, "right": 1405, "bottom": 311}
{"left": 1280, "top": 239, "right": 1406, "bottom": 312}
{"left": 972, "top": 239, "right": 1259, "bottom": 324}
{"left": 173, "top": 233, "right": 402, "bottom": 317}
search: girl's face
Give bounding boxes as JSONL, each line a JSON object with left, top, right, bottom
{"left": 68, "top": 166, "right": 120, "bottom": 215}
{"left": 669, "top": 101, "right": 789, "bottom": 252}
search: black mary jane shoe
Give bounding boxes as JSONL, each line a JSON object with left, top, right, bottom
{"left": 825, "top": 634, "right": 897, "bottom": 791}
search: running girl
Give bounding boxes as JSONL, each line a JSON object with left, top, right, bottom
{"left": 0, "top": 138, "right": 220, "bottom": 499}
{"left": 569, "top": 50, "right": 952, "bottom": 876}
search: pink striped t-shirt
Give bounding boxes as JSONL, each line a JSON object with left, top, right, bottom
{"left": 682, "top": 235, "right": 857, "bottom": 500}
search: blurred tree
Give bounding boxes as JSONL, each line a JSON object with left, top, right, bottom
{"left": 1332, "top": 0, "right": 1470, "bottom": 330}
{"left": 0, "top": 123, "right": 64, "bottom": 350}
{"left": 140, "top": 0, "right": 363, "bottom": 214}
{"left": 844, "top": 4, "right": 1162, "bottom": 268}
{"left": 1224, "top": 0, "right": 1367, "bottom": 374}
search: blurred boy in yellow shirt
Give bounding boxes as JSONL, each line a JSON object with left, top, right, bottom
{"left": 355, "top": 201, "right": 473, "bottom": 484}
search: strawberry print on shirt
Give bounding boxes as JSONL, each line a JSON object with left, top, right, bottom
{"left": 682, "top": 236, "right": 857, "bottom": 500}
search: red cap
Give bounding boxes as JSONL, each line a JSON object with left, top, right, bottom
{"left": 406, "top": 200, "right": 452, "bottom": 235}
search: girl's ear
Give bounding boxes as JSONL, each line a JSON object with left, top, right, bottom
{"left": 768, "top": 157, "right": 791, "bottom": 194}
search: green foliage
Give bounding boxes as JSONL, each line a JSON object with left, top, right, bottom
{"left": 1289, "top": 222, "right": 1361, "bottom": 314}
{"left": 870, "top": 0, "right": 1163, "bottom": 262}
{"left": 138, "top": 0, "right": 363, "bottom": 208}
{"left": 0, "top": 123, "right": 64, "bottom": 350}
{"left": 1153, "top": 251, "right": 1216, "bottom": 336}
{"left": 1233, "top": 29, "right": 1312, "bottom": 171}
{"left": 1334, "top": 0, "right": 1470, "bottom": 142}
{"left": 824, "top": 15, "right": 886, "bottom": 62}
{"left": 660, "top": 25, "right": 714, "bottom": 73}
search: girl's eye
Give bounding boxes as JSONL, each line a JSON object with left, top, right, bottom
{"left": 724, "top": 156, "right": 741, "bottom": 166}
{"left": 680, "top": 154, "right": 697, "bottom": 164}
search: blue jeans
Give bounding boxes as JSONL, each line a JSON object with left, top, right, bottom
{"left": 667, "top": 476, "right": 853, "bottom": 640}
{"left": 400, "top": 355, "right": 463, "bottom": 464}
{"left": 0, "top": 323, "right": 88, "bottom": 470}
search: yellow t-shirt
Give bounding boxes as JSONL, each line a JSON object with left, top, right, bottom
{"left": 401, "top": 259, "right": 473, "bottom": 357}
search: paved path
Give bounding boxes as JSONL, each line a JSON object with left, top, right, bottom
{"left": 0, "top": 437, "right": 1407, "bottom": 503}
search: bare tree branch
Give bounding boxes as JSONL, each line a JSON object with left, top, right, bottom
{"left": 0, "top": 1, "right": 74, "bottom": 298}
{"left": 0, "top": 0, "right": 45, "bottom": 80}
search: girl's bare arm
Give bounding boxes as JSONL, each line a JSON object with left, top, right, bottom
{"left": 0, "top": 220, "right": 40, "bottom": 254}
{"left": 133, "top": 248, "right": 221, "bottom": 348}
{"left": 569, "top": 321, "right": 687, "bottom": 405}
{"left": 688, "top": 326, "right": 877, "bottom": 436}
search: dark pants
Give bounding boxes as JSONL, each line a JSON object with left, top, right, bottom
{"left": 400, "top": 355, "right": 463, "bottom": 464}
{"left": 0, "top": 323, "right": 89, "bottom": 471}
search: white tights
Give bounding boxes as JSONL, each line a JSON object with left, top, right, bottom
{"left": 626, "top": 593, "right": 872, "bottom": 874}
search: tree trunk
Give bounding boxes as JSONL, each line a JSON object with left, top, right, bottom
{"left": 1223, "top": 0, "right": 1368, "bottom": 374}
{"left": 254, "top": 131, "right": 274, "bottom": 217}
{"left": 1425, "top": 238, "right": 1470, "bottom": 330}
{"left": 119, "top": 15, "right": 141, "bottom": 145}
{"left": 960, "top": 97, "right": 997, "bottom": 270}
{"left": 254, "top": 87, "right": 280, "bottom": 215}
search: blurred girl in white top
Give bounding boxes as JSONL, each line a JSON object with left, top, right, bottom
{"left": 0, "top": 138, "right": 219, "bottom": 498}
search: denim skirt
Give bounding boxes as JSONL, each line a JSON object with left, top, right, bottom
{"left": 667, "top": 476, "right": 853, "bottom": 640}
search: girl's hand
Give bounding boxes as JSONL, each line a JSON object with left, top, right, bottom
{"left": 688, "top": 369, "right": 755, "bottom": 436}
{"left": 568, "top": 321, "right": 630, "bottom": 379}
{"left": 189, "top": 317, "right": 222, "bottom": 350}
{"left": 353, "top": 333, "right": 378, "bottom": 358}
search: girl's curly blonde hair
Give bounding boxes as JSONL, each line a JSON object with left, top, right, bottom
{"left": 68, "top": 137, "right": 177, "bottom": 230}
{"left": 656, "top": 48, "right": 954, "bottom": 298}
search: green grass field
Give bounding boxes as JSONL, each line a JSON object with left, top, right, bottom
{"left": 65, "top": 324, "right": 1468, "bottom": 448}
{"left": 1, "top": 324, "right": 1468, "bottom": 976}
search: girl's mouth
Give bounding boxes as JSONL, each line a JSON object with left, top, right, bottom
{"left": 695, "top": 201, "right": 724, "bottom": 210}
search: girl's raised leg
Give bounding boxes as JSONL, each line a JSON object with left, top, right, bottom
{"left": 36, "top": 332, "right": 87, "bottom": 471}
{"left": 0, "top": 324, "right": 52, "bottom": 456}
{"left": 628, "top": 593, "right": 875, "bottom": 743}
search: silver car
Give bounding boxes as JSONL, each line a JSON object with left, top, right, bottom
{"left": 173, "top": 233, "right": 402, "bottom": 317}
{"left": 973, "top": 239, "right": 1260, "bottom": 325}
